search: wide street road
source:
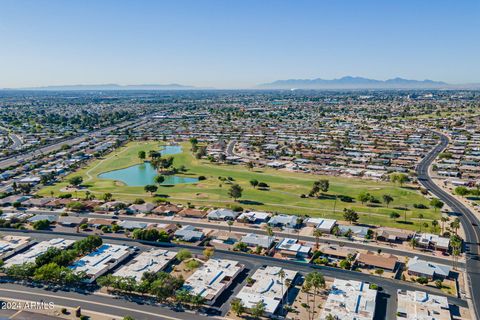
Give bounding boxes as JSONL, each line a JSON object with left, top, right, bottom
{"left": 417, "top": 131, "right": 480, "bottom": 320}
{"left": 0, "top": 229, "right": 468, "bottom": 320}
{"left": 0, "top": 119, "right": 144, "bottom": 170}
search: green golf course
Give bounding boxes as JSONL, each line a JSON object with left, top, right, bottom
{"left": 38, "top": 141, "right": 441, "bottom": 231}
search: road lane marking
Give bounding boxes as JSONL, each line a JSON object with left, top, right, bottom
{"left": 0, "top": 288, "right": 188, "bottom": 320}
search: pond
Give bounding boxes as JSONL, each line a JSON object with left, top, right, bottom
{"left": 98, "top": 145, "right": 199, "bottom": 186}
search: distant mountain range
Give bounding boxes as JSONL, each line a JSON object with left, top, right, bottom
{"left": 5, "top": 83, "right": 198, "bottom": 91}
{"left": 258, "top": 76, "right": 453, "bottom": 89}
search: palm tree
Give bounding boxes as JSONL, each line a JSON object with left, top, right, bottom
{"left": 450, "top": 218, "right": 460, "bottom": 235}
{"left": 410, "top": 237, "right": 418, "bottom": 249}
{"left": 305, "top": 272, "right": 325, "bottom": 320}
{"left": 227, "top": 220, "right": 233, "bottom": 233}
{"left": 313, "top": 229, "right": 323, "bottom": 250}
{"left": 278, "top": 269, "right": 286, "bottom": 314}
{"left": 441, "top": 216, "right": 449, "bottom": 234}
{"left": 266, "top": 226, "right": 274, "bottom": 251}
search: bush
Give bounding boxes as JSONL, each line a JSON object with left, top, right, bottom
{"left": 413, "top": 203, "right": 428, "bottom": 209}
{"left": 185, "top": 259, "right": 200, "bottom": 269}
{"left": 230, "top": 205, "right": 244, "bottom": 212}
{"left": 61, "top": 308, "right": 68, "bottom": 314}
{"left": 338, "top": 195, "right": 354, "bottom": 202}
{"left": 369, "top": 283, "right": 379, "bottom": 290}
{"left": 198, "top": 176, "right": 206, "bottom": 181}
{"left": 33, "top": 219, "right": 51, "bottom": 230}
{"left": 416, "top": 277, "right": 429, "bottom": 285}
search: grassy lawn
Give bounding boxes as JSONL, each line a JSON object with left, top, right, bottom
{"left": 38, "top": 141, "right": 441, "bottom": 231}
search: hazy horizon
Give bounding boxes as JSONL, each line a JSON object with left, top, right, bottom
{"left": 1, "top": 0, "right": 479, "bottom": 88}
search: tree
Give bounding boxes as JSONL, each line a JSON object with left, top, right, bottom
{"left": 227, "top": 220, "right": 234, "bottom": 233}
{"left": 176, "top": 249, "right": 192, "bottom": 261}
{"left": 265, "top": 226, "right": 274, "bottom": 248}
{"left": 230, "top": 298, "right": 245, "bottom": 317}
{"left": 450, "top": 218, "right": 460, "bottom": 235}
{"left": 149, "top": 150, "right": 161, "bottom": 159}
{"left": 318, "top": 179, "right": 329, "bottom": 193}
{"left": 431, "top": 220, "right": 439, "bottom": 233}
{"left": 67, "top": 201, "right": 86, "bottom": 212}
{"left": 144, "top": 184, "right": 158, "bottom": 195}
{"left": 430, "top": 198, "right": 444, "bottom": 213}
{"left": 390, "top": 173, "right": 409, "bottom": 186}
{"left": 228, "top": 184, "right": 243, "bottom": 201}
{"left": 382, "top": 194, "right": 393, "bottom": 207}
{"left": 234, "top": 242, "right": 248, "bottom": 252}
{"left": 33, "top": 219, "right": 51, "bottom": 230}
{"left": 389, "top": 212, "right": 400, "bottom": 220}
{"left": 343, "top": 208, "right": 359, "bottom": 224}
{"left": 313, "top": 229, "right": 323, "bottom": 250}
{"left": 279, "top": 269, "right": 286, "bottom": 313}
{"left": 455, "top": 186, "right": 470, "bottom": 196}
{"left": 309, "top": 180, "right": 329, "bottom": 197}
{"left": 68, "top": 176, "right": 83, "bottom": 187}
{"left": 203, "top": 247, "right": 215, "bottom": 260}
{"left": 357, "top": 192, "right": 372, "bottom": 205}
{"left": 250, "top": 300, "right": 265, "bottom": 319}
{"left": 440, "top": 216, "right": 449, "bottom": 234}
{"left": 154, "top": 175, "right": 165, "bottom": 185}
{"left": 410, "top": 237, "right": 418, "bottom": 249}
{"left": 102, "top": 192, "right": 113, "bottom": 201}
{"left": 138, "top": 151, "right": 146, "bottom": 160}
{"left": 246, "top": 161, "right": 254, "bottom": 171}
{"left": 304, "top": 271, "right": 325, "bottom": 320}
{"left": 250, "top": 179, "right": 259, "bottom": 188}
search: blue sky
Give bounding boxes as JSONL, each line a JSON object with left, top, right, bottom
{"left": 0, "top": 0, "right": 479, "bottom": 88}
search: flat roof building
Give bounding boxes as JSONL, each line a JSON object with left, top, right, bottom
{"left": 235, "top": 266, "right": 297, "bottom": 316}
{"left": 207, "top": 208, "right": 239, "bottom": 221}
{"left": 69, "top": 244, "right": 132, "bottom": 283}
{"left": 396, "top": 290, "right": 450, "bottom": 320}
{"left": 4, "top": 238, "right": 74, "bottom": 267}
{"left": 305, "top": 218, "right": 337, "bottom": 232}
{"left": 0, "top": 235, "right": 31, "bottom": 259}
{"left": 320, "top": 279, "right": 377, "bottom": 320}
{"left": 240, "top": 233, "right": 274, "bottom": 249}
{"left": 113, "top": 249, "right": 176, "bottom": 281}
{"left": 183, "top": 258, "right": 243, "bottom": 305}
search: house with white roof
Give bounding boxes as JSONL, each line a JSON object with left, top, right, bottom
{"left": 240, "top": 233, "right": 274, "bottom": 249}
{"left": 4, "top": 238, "right": 74, "bottom": 267}
{"left": 118, "top": 220, "right": 151, "bottom": 230}
{"left": 113, "top": 249, "right": 176, "bottom": 281}
{"left": 305, "top": 218, "right": 337, "bottom": 233}
{"left": 235, "top": 266, "right": 297, "bottom": 316}
{"left": 414, "top": 233, "right": 451, "bottom": 251}
{"left": 320, "top": 279, "right": 377, "bottom": 320}
{"left": 69, "top": 244, "right": 132, "bottom": 283}
{"left": 174, "top": 225, "right": 205, "bottom": 242}
{"left": 275, "top": 238, "right": 311, "bottom": 259}
{"left": 407, "top": 256, "right": 452, "bottom": 280}
{"left": 268, "top": 214, "right": 298, "bottom": 229}
{"left": 0, "top": 235, "right": 31, "bottom": 259}
{"left": 207, "top": 208, "right": 239, "bottom": 221}
{"left": 396, "top": 290, "right": 450, "bottom": 320}
{"left": 237, "top": 211, "right": 271, "bottom": 223}
{"left": 183, "top": 258, "right": 243, "bottom": 305}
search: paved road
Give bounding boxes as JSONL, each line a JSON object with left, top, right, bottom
{"left": 0, "top": 229, "right": 468, "bottom": 320}
{"left": 14, "top": 208, "right": 464, "bottom": 268}
{"left": 8, "top": 133, "right": 23, "bottom": 150}
{"left": 225, "top": 140, "right": 236, "bottom": 157}
{"left": 0, "top": 119, "right": 143, "bottom": 170}
{"left": 417, "top": 131, "right": 480, "bottom": 320}
{"left": 0, "top": 283, "right": 211, "bottom": 320}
